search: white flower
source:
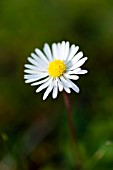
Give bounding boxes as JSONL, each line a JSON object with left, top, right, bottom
{"left": 24, "top": 41, "right": 88, "bottom": 100}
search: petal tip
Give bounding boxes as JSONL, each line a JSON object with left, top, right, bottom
{"left": 85, "top": 57, "right": 88, "bottom": 60}
{"left": 77, "top": 89, "right": 80, "bottom": 93}
{"left": 36, "top": 89, "right": 39, "bottom": 93}
{"left": 43, "top": 97, "right": 46, "bottom": 100}
{"left": 52, "top": 96, "right": 57, "bottom": 99}
{"left": 86, "top": 70, "right": 88, "bottom": 73}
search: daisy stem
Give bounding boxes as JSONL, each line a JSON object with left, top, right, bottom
{"left": 63, "top": 92, "right": 83, "bottom": 169}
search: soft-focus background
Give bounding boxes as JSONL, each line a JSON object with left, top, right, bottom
{"left": 1, "top": 0, "right": 113, "bottom": 169}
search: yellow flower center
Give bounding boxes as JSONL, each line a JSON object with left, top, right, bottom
{"left": 48, "top": 59, "right": 66, "bottom": 78}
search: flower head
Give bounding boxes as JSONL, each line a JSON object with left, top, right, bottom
{"left": 24, "top": 41, "right": 88, "bottom": 100}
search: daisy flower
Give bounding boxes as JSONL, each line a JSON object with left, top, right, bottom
{"left": 24, "top": 41, "right": 88, "bottom": 100}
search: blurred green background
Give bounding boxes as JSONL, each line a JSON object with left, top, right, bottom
{"left": 1, "top": 0, "right": 113, "bottom": 169}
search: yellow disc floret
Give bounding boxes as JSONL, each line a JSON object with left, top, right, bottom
{"left": 48, "top": 59, "right": 66, "bottom": 78}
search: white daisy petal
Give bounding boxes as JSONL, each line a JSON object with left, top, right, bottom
{"left": 57, "top": 43, "right": 62, "bottom": 59}
{"left": 24, "top": 64, "right": 39, "bottom": 70}
{"left": 25, "top": 64, "right": 47, "bottom": 72}
{"left": 25, "top": 78, "right": 41, "bottom": 83}
{"left": 24, "top": 69, "right": 39, "bottom": 74}
{"left": 64, "top": 41, "right": 70, "bottom": 61}
{"left": 66, "top": 45, "right": 79, "bottom": 62}
{"left": 57, "top": 79, "right": 63, "bottom": 92}
{"left": 24, "top": 74, "right": 48, "bottom": 85}
{"left": 60, "top": 76, "right": 71, "bottom": 88}
{"left": 66, "top": 62, "right": 73, "bottom": 70}
{"left": 74, "top": 57, "right": 88, "bottom": 68}
{"left": 70, "top": 57, "right": 88, "bottom": 70}
{"left": 64, "top": 86, "right": 71, "bottom": 93}
{"left": 64, "top": 74, "right": 79, "bottom": 80}
{"left": 31, "top": 77, "right": 50, "bottom": 86}
{"left": 31, "top": 53, "right": 46, "bottom": 67}
{"left": 67, "top": 68, "right": 81, "bottom": 75}
{"left": 59, "top": 80, "right": 71, "bottom": 93}
{"left": 31, "top": 53, "right": 39, "bottom": 61}
{"left": 43, "top": 81, "right": 54, "bottom": 100}
{"left": 66, "top": 52, "right": 83, "bottom": 68}
{"left": 24, "top": 66, "right": 47, "bottom": 73}
{"left": 24, "top": 75, "right": 41, "bottom": 79}
{"left": 52, "top": 79, "right": 58, "bottom": 99}
{"left": 71, "top": 52, "right": 83, "bottom": 64}
{"left": 52, "top": 43, "right": 58, "bottom": 59}
{"left": 36, "top": 78, "right": 53, "bottom": 93}
{"left": 76, "top": 69, "right": 88, "bottom": 74}
{"left": 60, "top": 41, "right": 65, "bottom": 60}
{"left": 35, "top": 48, "right": 49, "bottom": 64}
{"left": 28, "top": 57, "right": 39, "bottom": 66}
{"left": 58, "top": 78, "right": 71, "bottom": 93}
{"left": 24, "top": 73, "right": 48, "bottom": 80}
{"left": 67, "top": 79, "right": 80, "bottom": 93}
{"left": 43, "top": 43, "right": 53, "bottom": 61}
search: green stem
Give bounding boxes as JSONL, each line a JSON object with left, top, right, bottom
{"left": 63, "top": 92, "right": 83, "bottom": 170}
